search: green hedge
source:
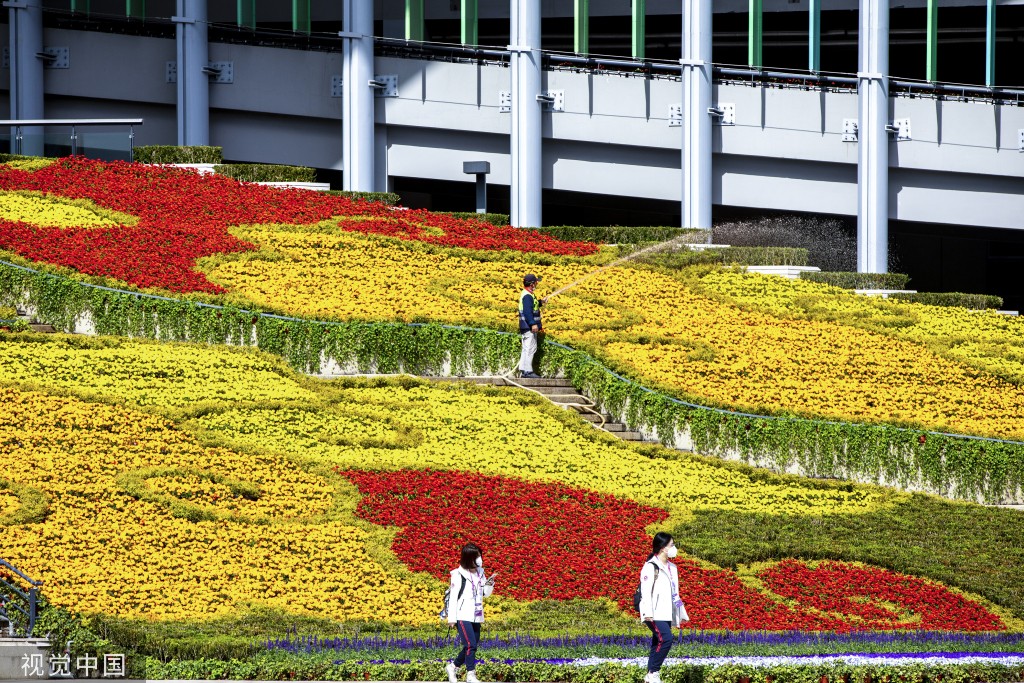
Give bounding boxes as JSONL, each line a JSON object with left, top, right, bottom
{"left": 444, "top": 211, "right": 511, "bottom": 225}
{"left": 2, "top": 259, "right": 1022, "bottom": 505}
{"left": 638, "top": 246, "right": 809, "bottom": 268}
{"left": 134, "top": 145, "right": 223, "bottom": 164}
{"left": 324, "top": 190, "right": 401, "bottom": 205}
{"left": 213, "top": 163, "right": 316, "bottom": 183}
{"left": 0, "top": 153, "right": 48, "bottom": 163}
{"left": 889, "top": 291, "right": 1004, "bottom": 310}
{"left": 800, "top": 271, "right": 911, "bottom": 290}
{"left": 535, "top": 226, "right": 701, "bottom": 244}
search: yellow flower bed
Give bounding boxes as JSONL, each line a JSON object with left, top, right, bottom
{"left": 0, "top": 337, "right": 316, "bottom": 407}
{"left": 0, "top": 190, "right": 136, "bottom": 227}
{"left": 194, "top": 387, "right": 885, "bottom": 517}
{"left": 697, "top": 270, "right": 1024, "bottom": 384}
{"left": 0, "top": 385, "right": 434, "bottom": 623}
{"left": 2, "top": 158, "right": 55, "bottom": 172}
{"left": 203, "top": 226, "right": 1024, "bottom": 440}
{"left": 206, "top": 224, "right": 597, "bottom": 326}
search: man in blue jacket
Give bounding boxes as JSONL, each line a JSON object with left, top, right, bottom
{"left": 518, "top": 274, "right": 543, "bottom": 379}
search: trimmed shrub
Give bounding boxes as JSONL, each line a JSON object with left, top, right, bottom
{"left": 639, "top": 246, "right": 809, "bottom": 268}
{"left": 536, "top": 226, "right": 700, "bottom": 244}
{"left": 444, "top": 211, "right": 511, "bottom": 225}
{"left": 134, "top": 145, "right": 222, "bottom": 164}
{"left": 213, "top": 164, "right": 316, "bottom": 183}
{"left": 800, "top": 271, "right": 911, "bottom": 290}
{"left": 0, "top": 153, "right": 47, "bottom": 163}
{"left": 324, "top": 190, "right": 401, "bottom": 205}
{"left": 890, "top": 291, "right": 1004, "bottom": 310}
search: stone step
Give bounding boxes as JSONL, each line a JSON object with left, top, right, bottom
{"left": 521, "top": 383, "right": 579, "bottom": 395}
{"left": 419, "top": 375, "right": 661, "bottom": 448}
{"left": 544, "top": 393, "right": 591, "bottom": 404}
{"left": 513, "top": 377, "right": 575, "bottom": 388}
{"left": 28, "top": 323, "right": 57, "bottom": 333}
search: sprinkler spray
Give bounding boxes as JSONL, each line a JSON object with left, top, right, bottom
{"left": 542, "top": 232, "right": 701, "bottom": 302}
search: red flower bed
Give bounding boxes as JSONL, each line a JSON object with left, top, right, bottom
{"left": 339, "top": 467, "right": 818, "bottom": 628}
{"left": 341, "top": 468, "right": 668, "bottom": 603}
{"left": 341, "top": 469, "right": 1006, "bottom": 631}
{"left": 757, "top": 559, "right": 1005, "bottom": 631}
{"left": 0, "top": 158, "right": 596, "bottom": 292}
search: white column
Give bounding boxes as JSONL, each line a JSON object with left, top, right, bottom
{"left": 9, "top": 0, "right": 44, "bottom": 156}
{"left": 509, "top": 0, "right": 542, "bottom": 228}
{"left": 857, "top": 0, "right": 889, "bottom": 273}
{"left": 176, "top": 0, "right": 210, "bottom": 146}
{"left": 342, "top": 0, "right": 375, "bottom": 192}
{"left": 681, "top": 0, "right": 712, "bottom": 234}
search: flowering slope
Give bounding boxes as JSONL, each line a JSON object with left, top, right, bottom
{"left": 0, "top": 335, "right": 1013, "bottom": 630}
{"left": 0, "top": 158, "right": 595, "bottom": 292}
{"left": 205, "top": 227, "right": 1024, "bottom": 440}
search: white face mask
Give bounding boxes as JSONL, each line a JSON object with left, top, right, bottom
{"left": 666, "top": 546, "right": 678, "bottom": 559}
{"left": 475, "top": 556, "right": 483, "bottom": 567}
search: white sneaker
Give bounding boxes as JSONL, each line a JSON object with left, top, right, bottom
{"left": 445, "top": 663, "right": 458, "bottom": 683}
{"left": 648, "top": 672, "right": 662, "bottom": 683}
{"left": 466, "top": 672, "right": 481, "bottom": 683}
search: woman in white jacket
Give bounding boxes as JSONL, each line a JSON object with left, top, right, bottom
{"left": 445, "top": 543, "right": 495, "bottom": 683}
{"left": 638, "top": 532, "right": 688, "bottom": 683}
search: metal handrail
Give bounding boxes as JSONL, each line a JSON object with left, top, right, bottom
{"left": 500, "top": 372, "right": 609, "bottom": 430}
{"left": 2, "top": 118, "right": 144, "bottom": 160}
{"left": 0, "top": 558, "right": 42, "bottom": 637}
{"left": 372, "top": 37, "right": 1024, "bottom": 101}
{"left": 0, "top": 119, "right": 144, "bottom": 126}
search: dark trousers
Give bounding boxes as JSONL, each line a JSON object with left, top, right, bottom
{"left": 454, "top": 620, "right": 482, "bottom": 672}
{"left": 646, "top": 620, "right": 673, "bottom": 672}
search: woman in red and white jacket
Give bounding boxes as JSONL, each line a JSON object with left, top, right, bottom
{"left": 445, "top": 543, "right": 495, "bottom": 683}
{"left": 638, "top": 532, "right": 689, "bottom": 683}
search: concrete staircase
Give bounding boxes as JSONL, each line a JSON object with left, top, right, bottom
{"left": 437, "top": 376, "right": 652, "bottom": 443}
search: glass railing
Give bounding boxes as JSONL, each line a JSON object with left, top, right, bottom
{"left": 0, "top": 119, "right": 144, "bottom": 161}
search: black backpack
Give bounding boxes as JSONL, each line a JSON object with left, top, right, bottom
{"left": 632, "top": 560, "right": 660, "bottom": 613}
{"left": 439, "top": 575, "right": 468, "bottom": 620}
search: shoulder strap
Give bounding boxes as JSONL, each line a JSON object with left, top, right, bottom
{"left": 456, "top": 575, "right": 467, "bottom": 600}
{"left": 648, "top": 560, "right": 660, "bottom": 602}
